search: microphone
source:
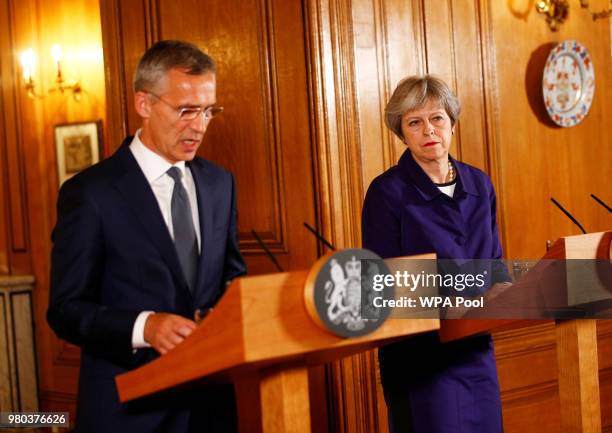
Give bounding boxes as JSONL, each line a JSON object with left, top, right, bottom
{"left": 550, "top": 197, "right": 586, "bottom": 234}
{"left": 590, "top": 194, "right": 612, "bottom": 213}
{"left": 251, "top": 229, "right": 284, "bottom": 272}
{"left": 303, "top": 222, "right": 336, "bottom": 251}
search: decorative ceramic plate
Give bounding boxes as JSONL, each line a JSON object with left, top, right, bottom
{"left": 542, "top": 40, "right": 595, "bottom": 127}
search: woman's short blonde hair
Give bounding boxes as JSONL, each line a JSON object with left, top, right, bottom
{"left": 384, "top": 75, "right": 460, "bottom": 139}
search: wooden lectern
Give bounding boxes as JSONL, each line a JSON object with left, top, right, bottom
{"left": 440, "top": 231, "right": 612, "bottom": 433}
{"left": 116, "top": 256, "right": 439, "bottom": 433}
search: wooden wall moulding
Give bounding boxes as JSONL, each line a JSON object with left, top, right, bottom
{"left": 422, "top": 0, "right": 456, "bottom": 86}
{"left": 500, "top": 381, "right": 561, "bottom": 433}
{"left": 142, "top": 0, "right": 160, "bottom": 46}
{"left": 0, "top": 0, "right": 12, "bottom": 275}
{"left": 350, "top": 0, "right": 393, "bottom": 183}
{"left": 493, "top": 322, "right": 557, "bottom": 360}
{"left": 327, "top": 351, "right": 389, "bottom": 433}
{"left": 100, "top": 0, "right": 153, "bottom": 148}
{"left": 448, "top": 0, "right": 489, "bottom": 171}
{"left": 0, "top": 0, "right": 31, "bottom": 262}
{"left": 304, "top": 0, "right": 364, "bottom": 251}
{"left": 493, "top": 323, "right": 559, "bottom": 397}
{"left": 101, "top": 0, "right": 165, "bottom": 149}
{"left": 158, "top": 0, "right": 303, "bottom": 258}
{"left": 475, "top": 0, "right": 505, "bottom": 247}
{"left": 100, "top": 0, "right": 130, "bottom": 152}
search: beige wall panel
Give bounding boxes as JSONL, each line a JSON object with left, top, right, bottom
{"left": 0, "top": 294, "right": 13, "bottom": 411}
{"left": 0, "top": 281, "right": 37, "bottom": 413}
{"left": 13, "top": 292, "right": 37, "bottom": 411}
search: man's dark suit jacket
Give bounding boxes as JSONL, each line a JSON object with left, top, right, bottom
{"left": 47, "top": 137, "right": 247, "bottom": 433}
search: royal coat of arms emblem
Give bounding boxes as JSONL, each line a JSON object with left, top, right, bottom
{"left": 305, "top": 249, "right": 393, "bottom": 338}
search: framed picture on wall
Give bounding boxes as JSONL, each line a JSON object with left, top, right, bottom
{"left": 54, "top": 120, "right": 102, "bottom": 186}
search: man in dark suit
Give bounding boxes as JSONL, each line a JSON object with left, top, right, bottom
{"left": 48, "top": 40, "right": 246, "bottom": 433}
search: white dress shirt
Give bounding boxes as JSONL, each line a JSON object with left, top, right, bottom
{"left": 129, "top": 130, "right": 201, "bottom": 348}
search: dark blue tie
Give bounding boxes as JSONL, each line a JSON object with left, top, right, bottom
{"left": 167, "top": 167, "right": 199, "bottom": 292}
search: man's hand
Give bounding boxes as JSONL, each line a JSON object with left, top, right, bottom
{"left": 143, "top": 313, "right": 196, "bottom": 355}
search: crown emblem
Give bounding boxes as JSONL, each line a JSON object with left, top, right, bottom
{"left": 345, "top": 256, "right": 361, "bottom": 278}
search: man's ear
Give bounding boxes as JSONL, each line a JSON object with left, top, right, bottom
{"left": 134, "top": 91, "right": 151, "bottom": 119}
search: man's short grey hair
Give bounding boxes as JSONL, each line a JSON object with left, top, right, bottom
{"left": 133, "top": 40, "right": 216, "bottom": 93}
{"left": 384, "top": 75, "right": 460, "bottom": 140}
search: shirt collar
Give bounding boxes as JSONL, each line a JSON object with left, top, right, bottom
{"left": 129, "top": 129, "right": 186, "bottom": 183}
{"left": 398, "top": 150, "right": 479, "bottom": 201}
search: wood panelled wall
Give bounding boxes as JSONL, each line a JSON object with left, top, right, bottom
{"left": 0, "top": 0, "right": 610, "bottom": 432}
{"left": 489, "top": 0, "right": 611, "bottom": 259}
{"left": 0, "top": 0, "right": 106, "bottom": 419}
{"left": 351, "top": 0, "right": 611, "bottom": 259}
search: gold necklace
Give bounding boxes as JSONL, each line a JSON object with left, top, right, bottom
{"left": 446, "top": 160, "right": 455, "bottom": 182}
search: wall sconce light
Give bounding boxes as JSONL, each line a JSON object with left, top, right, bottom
{"left": 536, "top": 0, "right": 569, "bottom": 31}
{"left": 536, "top": 0, "right": 611, "bottom": 31}
{"left": 19, "top": 44, "right": 82, "bottom": 101}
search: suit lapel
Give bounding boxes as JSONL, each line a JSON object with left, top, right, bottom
{"left": 112, "top": 144, "right": 191, "bottom": 295}
{"left": 188, "top": 159, "right": 213, "bottom": 301}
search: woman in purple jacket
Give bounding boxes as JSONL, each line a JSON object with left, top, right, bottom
{"left": 362, "top": 75, "right": 507, "bottom": 433}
